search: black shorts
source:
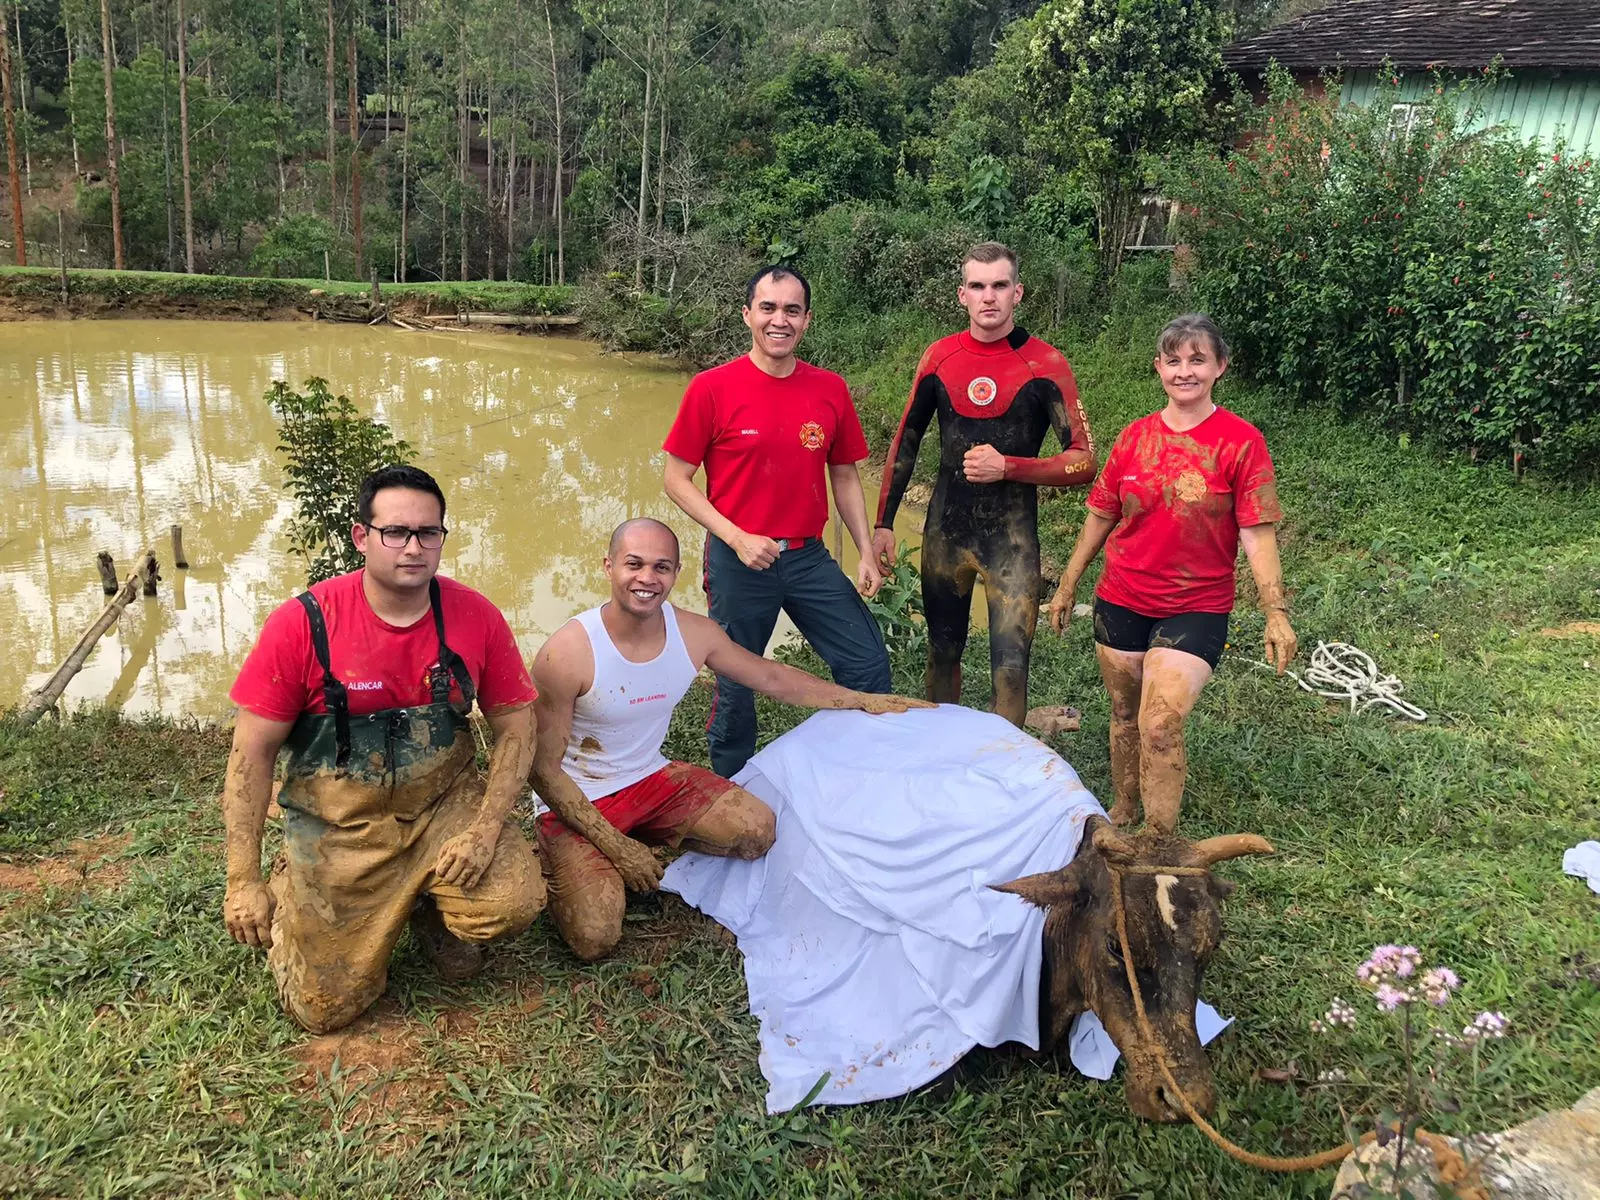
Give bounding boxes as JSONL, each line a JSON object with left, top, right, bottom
{"left": 1091, "top": 598, "right": 1230, "bottom": 669}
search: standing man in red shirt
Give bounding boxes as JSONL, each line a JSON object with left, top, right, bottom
{"left": 221, "top": 465, "right": 544, "bottom": 1034}
{"left": 663, "top": 264, "right": 890, "bottom": 779}
{"left": 872, "top": 243, "right": 1097, "bottom": 726}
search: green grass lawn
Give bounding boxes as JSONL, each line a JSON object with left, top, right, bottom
{"left": 2, "top": 327, "right": 1597, "bottom": 1197}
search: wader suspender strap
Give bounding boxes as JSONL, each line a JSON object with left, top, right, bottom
{"left": 296, "top": 591, "right": 352, "bottom": 768}
{"left": 428, "top": 578, "right": 477, "bottom": 709}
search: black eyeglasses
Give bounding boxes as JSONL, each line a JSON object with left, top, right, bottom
{"left": 365, "top": 523, "right": 449, "bottom": 549}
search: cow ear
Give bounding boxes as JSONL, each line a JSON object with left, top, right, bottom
{"left": 990, "top": 867, "right": 1080, "bottom": 909}
{"left": 1190, "top": 833, "right": 1275, "bottom": 867}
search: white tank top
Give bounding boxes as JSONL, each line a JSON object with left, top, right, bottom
{"left": 562, "top": 603, "right": 700, "bottom": 799}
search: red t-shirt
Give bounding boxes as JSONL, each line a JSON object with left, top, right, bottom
{"left": 662, "top": 355, "right": 871, "bottom": 540}
{"left": 229, "top": 570, "right": 537, "bottom": 721}
{"left": 1086, "top": 407, "right": 1282, "bottom": 617}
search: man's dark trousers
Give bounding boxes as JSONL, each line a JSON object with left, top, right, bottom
{"left": 704, "top": 535, "right": 891, "bottom": 778}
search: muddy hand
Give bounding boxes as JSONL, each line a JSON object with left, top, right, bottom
{"left": 1047, "top": 583, "right": 1076, "bottom": 636}
{"left": 1264, "top": 611, "right": 1298, "bottom": 675}
{"left": 855, "top": 692, "right": 936, "bottom": 715}
{"left": 872, "top": 527, "right": 897, "bottom": 572}
{"left": 224, "top": 878, "right": 276, "bottom": 949}
{"left": 856, "top": 555, "right": 884, "bottom": 599}
{"left": 962, "top": 444, "right": 1006, "bottom": 484}
{"left": 608, "top": 836, "right": 664, "bottom": 892}
{"left": 731, "top": 530, "right": 781, "bottom": 570}
{"left": 434, "top": 826, "right": 497, "bottom": 890}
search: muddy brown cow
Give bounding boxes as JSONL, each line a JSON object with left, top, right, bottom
{"left": 993, "top": 817, "right": 1273, "bottom": 1122}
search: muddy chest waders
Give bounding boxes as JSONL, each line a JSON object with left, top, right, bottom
{"left": 268, "top": 579, "right": 543, "bottom": 1034}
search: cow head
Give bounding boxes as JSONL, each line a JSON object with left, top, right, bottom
{"left": 993, "top": 817, "right": 1273, "bottom": 1122}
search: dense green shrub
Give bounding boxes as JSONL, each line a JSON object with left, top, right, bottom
{"left": 1168, "top": 67, "right": 1599, "bottom": 472}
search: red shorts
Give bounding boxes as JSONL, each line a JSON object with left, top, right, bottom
{"left": 537, "top": 761, "right": 730, "bottom": 845}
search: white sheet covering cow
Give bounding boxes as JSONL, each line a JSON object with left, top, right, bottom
{"left": 662, "top": 704, "right": 1229, "bottom": 1112}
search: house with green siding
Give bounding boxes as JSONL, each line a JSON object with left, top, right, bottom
{"left": 1224, "top": 0, "right": 1600, "bottom": 155}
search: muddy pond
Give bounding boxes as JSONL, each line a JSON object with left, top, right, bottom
{"left": 2, "top": 321, "right": 931, "bottom": 720}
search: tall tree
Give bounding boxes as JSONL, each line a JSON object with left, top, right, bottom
{"left": 541, "top": 0, "right": 563, "bottom": 283}
{"left": 178, "top": 0, "right": 196, "bottom": 272}
{"left": 326, "top": 0, "right": 338, "bottom": 228}
{"left": 64, "top": 4, "right": 81, "bottom": 177}
{"left": 347, "top": 2, "right": 363, "bottom": 276}
{"left": 99, "top": 0, "right": 124, "bottom": 268}
{"left": 11, "top": 3, "right": 29, "bottom": 193}
{"left": 0, "top": 11, "right": 22, "bottom": 264}
{"left": 456, "top": 12, "right": 466, "bottom": 280}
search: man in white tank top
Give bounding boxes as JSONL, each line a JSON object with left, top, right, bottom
{"left": 531, "top": 518, "right": 930, "bottom": 961}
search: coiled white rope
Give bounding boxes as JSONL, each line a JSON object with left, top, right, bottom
{"left": 1252, "top": 640, "right": 1428, "bottom": 722}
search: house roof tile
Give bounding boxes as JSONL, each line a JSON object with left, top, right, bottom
{"left": 1224, "top": 0, "right": 1600, "bottom": 71}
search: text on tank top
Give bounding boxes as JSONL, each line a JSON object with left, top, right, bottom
{"left": 563, "top": 603, "right": 700, "bottom": 800}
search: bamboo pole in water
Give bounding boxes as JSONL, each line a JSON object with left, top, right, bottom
{"left": 20, "top": 550, "right": 157, "bottom": 725}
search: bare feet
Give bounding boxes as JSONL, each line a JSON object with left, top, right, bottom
{"left": 1107, "top": 798, "right": 1138, "bottom": 827}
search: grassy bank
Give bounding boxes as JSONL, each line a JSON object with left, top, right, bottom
{"left": 2, "top": 323, "right": 1598, "bottom": 1197}
{"left": 0, "top": 267, "right": 576, "bottom": 319}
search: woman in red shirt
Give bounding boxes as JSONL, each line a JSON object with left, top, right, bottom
{"left": 1046, "top": 314, "right": 1296, "bottom": 834}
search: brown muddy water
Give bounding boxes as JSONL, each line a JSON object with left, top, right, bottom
{"left": 2, "top": 321, "right": 928, "bottom": 720}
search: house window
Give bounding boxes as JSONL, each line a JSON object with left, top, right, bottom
{"left": 1388, "top": 103, "right": 1421, "bottom": 143}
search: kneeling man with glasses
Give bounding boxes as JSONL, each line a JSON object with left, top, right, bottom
{"left": 221, "top": 465, "right": 545, "bottom": 1033}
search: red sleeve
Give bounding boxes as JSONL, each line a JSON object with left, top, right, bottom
{"left": 827, "top": 382, "right": 870, "bottom": 465}
{"left": 877, "top": 347, "right": 941, "bottom": 526}
{"left": 472, "top": 599, "right": 539, "bottom": 712}
{"left": 1231, "top": 433, "right": 1282, "bottom": 527}
{"left": 229, "top": 598, "right": 315, "bottom": 721}
{"left": 1003, "top": 358, "right": 1097, "bottom": 488}
{"left": 1085, "top": 427, "right": 1128, "bottom": 518}
{"left": 662, "top": 372, "right": 715, "bottom": 466}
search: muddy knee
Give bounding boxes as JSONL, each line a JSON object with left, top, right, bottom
{"left": 562, "top": 906, "right": 624, "bottom": 962}
{"left": 279, "top": 981, "right": 377, "bottom": 1035}
{"left": 729, "top": 804, "right": 777, "bottom": 860}
{"left": 1139, "top": 709, "right": 1187, "bottom": 756}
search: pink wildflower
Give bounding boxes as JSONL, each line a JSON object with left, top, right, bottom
{"left": 1421, "top": 967, "right": 1459, "bottom": 1007}
{"left": 1462, "top": 1011, "right": 1509, "bottom": 1042}
{"left": 1375, "top": 984, "right": 1412, "bottom": 1012}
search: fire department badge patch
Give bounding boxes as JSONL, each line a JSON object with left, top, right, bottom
{"left": 967, "top": 376, "right": 998, "bottom": 407}
{"left": 798, "top": 421, "right": 826, "bottom": 450}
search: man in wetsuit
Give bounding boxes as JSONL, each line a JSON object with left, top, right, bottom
{"left": 872, "top": 242, "right": 1096, "bottom": 726}
{"left": 663, "top": 264, "right": 891, "bottom": 779}
{"left": 529, "top": 518, "right": 928, "bottom": 961}
{"left": 221, "top": 465, "right": 544, "bottom": 1034}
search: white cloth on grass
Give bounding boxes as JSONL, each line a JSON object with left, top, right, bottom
{"left": 1563, "top": 841, "right": 1600, "bottom": 895}
{"left": 661, "top": 704, "right": 1230, "bottom": 1112}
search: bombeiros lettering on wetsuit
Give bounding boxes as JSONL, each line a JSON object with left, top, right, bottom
{"left": 877, "top": 326, "right": 1095, "bottom": 724}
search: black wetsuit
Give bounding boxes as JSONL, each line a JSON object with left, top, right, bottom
{"left": 875, "top": 327, "right": 1096, "bottom": 724}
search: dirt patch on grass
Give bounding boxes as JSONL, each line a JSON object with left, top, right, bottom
{"left": 1539, "top": 621, "right": 1600, "bottom": 639}
{"left": 289, "top": 999, "right": 462, "bottom": 1137}
{"left": 0, "top": 290, "right": 308, "bottom": 323}
{"left": 0, "top": 832, "right": 135, "bottom": 894}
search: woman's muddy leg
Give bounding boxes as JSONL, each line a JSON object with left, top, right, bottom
{"left": 1095, "top": 643, "right": 1147, "bottom": 826}
{"left": 1135, "top": 647, "right": 1213, "bottom": 834}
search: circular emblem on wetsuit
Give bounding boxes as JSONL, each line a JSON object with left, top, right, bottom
{"left": 1174, "top": 469, "right": 1208, "bottom": 503}
{"left": 798, "top": 421, "right": 826, "bottom": 450}
{"left": 967, "top": 376, "right": 998, "bottom": 407}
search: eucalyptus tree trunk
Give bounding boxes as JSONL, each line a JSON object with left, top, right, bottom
{"left": 633, "top": 35, "right": 652, "bottom": 291}
{"left": 11, "top": 4, "right": 29, "bottom": 193}
{"left": 99, "top": 0, "right": 125, "bottom": 268}
{"left": 178, "top": 0, "right": 196, "bottom": 272}
{"left": 399, "top": 81, "right": 409, "bottom": 281}
{"left": 541, "top": 0, "right": 563, "bottom": 283}
{"left": 456, "top": 17, "right": 467, "bottom": 280}
{"left": 347, "top": 6, "right": 363, "bottom": 277}
{"left": 326, "top": 0, "right": 338, "bottom": 229}
{"left": 0, "top": 15, "right": 23, "bottom": 264}
{"left": 64, "top": 7, "right": 81, "bottom": 177}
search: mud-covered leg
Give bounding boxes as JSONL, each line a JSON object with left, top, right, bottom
{"left": 1095, "top": 642, "right": 1146, "bottom": 827}
{"left": 1136, "top": 647, "right": 1212, "bottom": 834}
{"left": 424, "top": 772, "right": 546, "bottom": 946}
{"left": 920, "top": 530, "right": 977, "bottom": 704}
{"left": 537, "top": 824, "right": 626, "bottom": 962}
{"left": 984, "top": 522, "right": 1042, "bottom": 727}
{"left": 672, "top": 782, "right": 776, "bottom": 860}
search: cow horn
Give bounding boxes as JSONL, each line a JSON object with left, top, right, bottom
{"left": 1091, "top": 822, "right": 1138, "bottom": 863}
{"left": 990, "top": 867, "right": 1079, "bottom": 909}
{"left": 1190, "top": 833, "right": 1276, "bottom": 867}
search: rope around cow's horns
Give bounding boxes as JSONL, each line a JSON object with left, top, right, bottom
{"left": 1248, "top": 640, "right": 1428, "bottom": 722}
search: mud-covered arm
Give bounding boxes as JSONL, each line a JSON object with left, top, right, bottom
{"left": 429, "top": 702, "right": 535, "bottom": 891}
{"left": 876, "top": 372, "right": 940, "bottom": 529}
{"left": 696, "top": 616, "right": 930, "bottom": 712}
{"left": 221, "top": 709, "right": 294, "bottom": 948}
{"left": 1239, "top": 524, "right": 1297, "bottom": 674}
{"left": 1047, "top": 510, "right": 1119, "bottom": 635}
{"left": 528, "top": 635, "right": 663, "bottom": 890}
{"left": 1002, "top": 374, "right": 1097, "bottom": 488}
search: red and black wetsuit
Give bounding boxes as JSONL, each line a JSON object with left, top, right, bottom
{"left": 875, "top": 327, "right": 1095, "bottom": 724}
